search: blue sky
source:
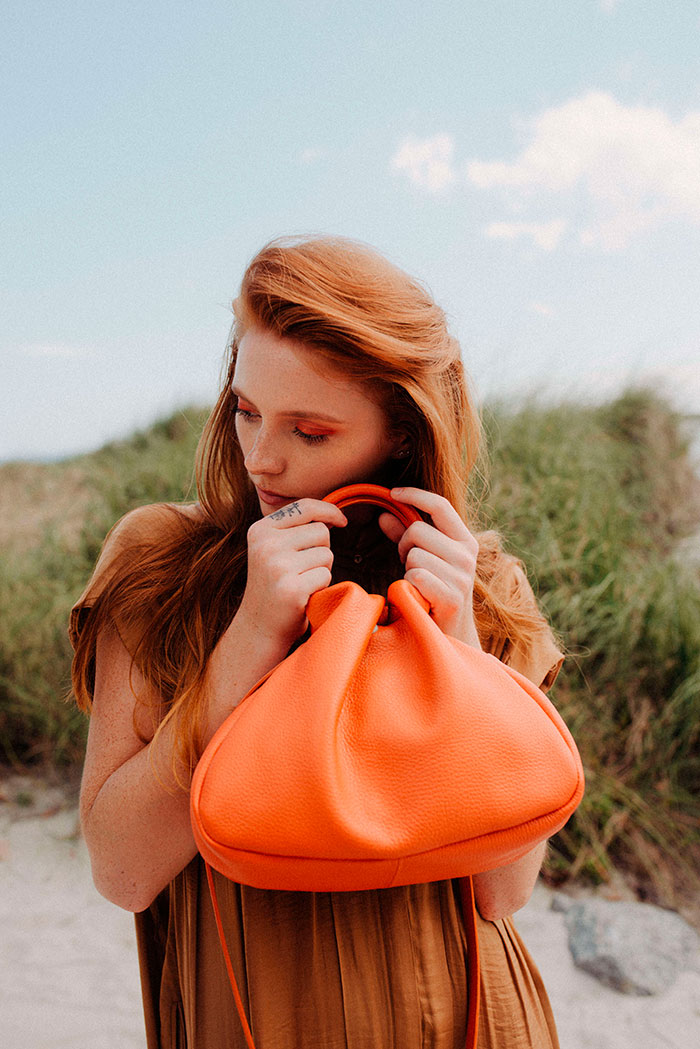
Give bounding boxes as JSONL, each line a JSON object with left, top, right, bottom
{"left": 3, "top": 0, "right": 700, "bottom": 460}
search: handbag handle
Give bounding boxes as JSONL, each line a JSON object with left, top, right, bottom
{"left": 323, "top": 483, "right": 422, "bottom": 529}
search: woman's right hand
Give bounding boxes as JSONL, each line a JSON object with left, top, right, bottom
{"left": 236, "top": 498, "right": 347, "bottom": 649}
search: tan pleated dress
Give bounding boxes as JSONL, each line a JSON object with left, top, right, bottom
{"left": 71, "top": 504, "right": 565, "bottom": 1049}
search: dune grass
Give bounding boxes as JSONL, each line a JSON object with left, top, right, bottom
{"left": 1, "top": 392, "right": 698, "bottom": 916}
{"left": 0, "top": 408, "right": 208, "bottom": 765}
{"left": 480, "top": 391, "right": 700, "bottom": 915}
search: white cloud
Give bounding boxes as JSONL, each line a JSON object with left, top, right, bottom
{"left": 485, "top": 219, "right": 566, "bottom": 252}
{"left": 467, "top": 91, "right": 700, "bottom": 250}
{"left": 391, "top": 134, "right": 457, "bottom": 192}
{"left": 21, "top": 343, "right": 95, "bottom": 360}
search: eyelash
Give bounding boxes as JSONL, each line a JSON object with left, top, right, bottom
{"left": 234, "top": 407, "right": 330, "bottom": 445}
{"left": 293, "top": 426, "right": 329, "bottom": 444}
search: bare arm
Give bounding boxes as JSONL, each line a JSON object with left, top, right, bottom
{"left": 80, "top": 498, "right": 347, "bottom": 913}
{"left": 472, "top": 842, "right": 547, "bottom": 921}
{"left": 80, "top": 608, "right": 288, "bottom": 913}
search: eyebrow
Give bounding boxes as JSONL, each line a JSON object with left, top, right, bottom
{"left": 232, "top": 387, "right": 344, "bottom": 424}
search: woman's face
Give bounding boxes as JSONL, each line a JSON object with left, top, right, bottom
{"left": 232, "top": 327, "right": 400, "bottom": 515}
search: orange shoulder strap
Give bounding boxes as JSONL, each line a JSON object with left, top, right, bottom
{"left": 461, "top": 874, "right": 481, "bottom": 1049}
{"left": 205, "top": 864, "right": 257, "bottom": 1049}
{"left": 205, "top": 864, "right": 480, "bottom": 1049}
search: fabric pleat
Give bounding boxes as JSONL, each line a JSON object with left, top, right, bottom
{"left": 135, "top": 866, "right": 560, "bottom": 1049}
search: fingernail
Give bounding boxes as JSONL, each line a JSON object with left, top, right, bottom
{"left": 392, "top": 487, "right": 404, "bottom": 495}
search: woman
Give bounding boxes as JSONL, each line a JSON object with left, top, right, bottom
{"left": 71, "top": 235, "right": 564, "bottom": 1048}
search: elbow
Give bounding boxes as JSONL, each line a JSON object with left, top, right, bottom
{"left": 83, "top": 824, "right": 160, "bottom": 912}
{"left": 81, "top": 812, "right": 162, "bottom": 913}
{"left": 89, "top": 860, "right": 157, "bottom": 913}
{"left": 475, "top": 883, "right": 534, "bottom": 922}
{"left": 472, "top": 842, "right": 546, "bottom": 921}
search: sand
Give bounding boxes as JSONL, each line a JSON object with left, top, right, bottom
{"left": 1, "top": 778, "right": 699, "bottom": 1049}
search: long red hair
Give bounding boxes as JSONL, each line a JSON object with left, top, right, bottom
{"left": 72, "top": 235, "right": 545, "bottom": 779}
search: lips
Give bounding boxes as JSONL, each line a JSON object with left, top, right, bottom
{"left": 255, "top": 486, "right": 296, "bottom": 509}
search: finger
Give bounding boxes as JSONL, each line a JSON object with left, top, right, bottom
{"left": 284, "top": 545, "right": 334, "bottom": 576}
{"left": 268, "top": 498, "right": 347, "bottom": 529}
{"left": 390, "top": 487, "right": 471, "bottom": 542}
{"left": 248, "top": 519, "right": 334, "bottom": 555}
{"left": 404, "top": 544, "right": 460, "bottom": 582}
{"left": 287, "top": 521, "right": 334, "bottom": 551}
{"left": 274, "top": 558, "right": 333, "bottom": 611}
{"left": 377, "top": 511, "right": 407, "bottom": 546}
{"left": 299, "top": 564, "right": 334, "bottom": 598}
{"left": 404, "top": 546, "right": 473, "bottom": 600}
{"left": 403, "top": 567, "right": 458, "bottom": 614}
{"left": 397, "top": 521, "right": 478, "bottom": 571}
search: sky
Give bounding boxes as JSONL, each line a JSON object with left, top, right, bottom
{"left": 3, "top": 0, "right": 700, "bottom": 461}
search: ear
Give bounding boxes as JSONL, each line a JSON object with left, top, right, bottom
{"left": 388, "top": 431, "right": 411, "bottom": 460}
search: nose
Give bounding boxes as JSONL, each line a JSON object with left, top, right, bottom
{"left": 243, "top": 427, "right": 285, "bottom": 477}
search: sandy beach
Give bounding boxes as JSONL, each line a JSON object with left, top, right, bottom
{"left": 1, "top": 774, "right": 699, "bottom": 1049}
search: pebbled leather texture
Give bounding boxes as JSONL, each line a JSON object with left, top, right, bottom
{"left": 191, "top": 485, "right": 584, "bottom": 893}
{"left": 190, "top": 483, "right": 583, "bottom": 1049}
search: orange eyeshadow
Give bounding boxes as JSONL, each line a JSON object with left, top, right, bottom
{"left": 295, "top": 422, "right": 336, "bottom": 436}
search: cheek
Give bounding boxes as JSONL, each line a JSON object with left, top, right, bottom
{"left": 234, "top": 418, "right": 251, "bottom": 454}
{"left": 335, "top": 437, "right": 392, "bottom": 479}
{"left": 360, "top": 430, "right": 395, "bottom": 465}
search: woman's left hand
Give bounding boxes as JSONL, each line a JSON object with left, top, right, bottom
{"left": 378, "top": 487, "right": 481, "bottom": 648}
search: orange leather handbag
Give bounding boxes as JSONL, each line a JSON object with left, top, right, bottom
{"left": 191, "top": 484, "right": 585, "bottom": 1049}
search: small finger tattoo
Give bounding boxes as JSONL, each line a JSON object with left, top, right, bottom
{"left": 270, "top": 501, "right": 302, "bottom": 521}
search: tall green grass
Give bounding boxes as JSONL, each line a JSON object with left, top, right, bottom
{"left": 0, "top": 408, "right": 208, "bottom": 765}
{"left": 481, "top": 391, "right": 700, "bottom": 914}
{"left": 1, "top": 392, "right": 698, "bottom": 914}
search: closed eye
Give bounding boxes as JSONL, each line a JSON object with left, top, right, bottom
{"left": 234, "top": 395, "right": 331, "bottom": 443}
{"left": 293, "top": 426, "right": 330, "bottom": 444}
{"left": 233, "top": 395, "right": 259, "bottom": 421}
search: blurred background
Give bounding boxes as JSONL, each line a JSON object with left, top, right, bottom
{"left": 1, "top": 0, "right": 699, "bottom": 926}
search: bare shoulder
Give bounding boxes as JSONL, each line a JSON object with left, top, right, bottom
{"left": 94, "top": 501, "right": 206, "bottom": 569}
{"left": 106, "top": 500, "right": 204, "bottom": 547}
{"left": 70, "top": 502, "right": 206, "bottom": 652}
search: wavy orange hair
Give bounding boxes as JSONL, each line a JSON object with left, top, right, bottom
{"left": 72, "top": 235, "right": 544, "bottom": 780}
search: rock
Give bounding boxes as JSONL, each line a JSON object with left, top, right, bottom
{"left": 551, "top": 892, "right": 576, "bottom": 914}
{"left": 562, "top": 897, "right": 700, "bottom": 995}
